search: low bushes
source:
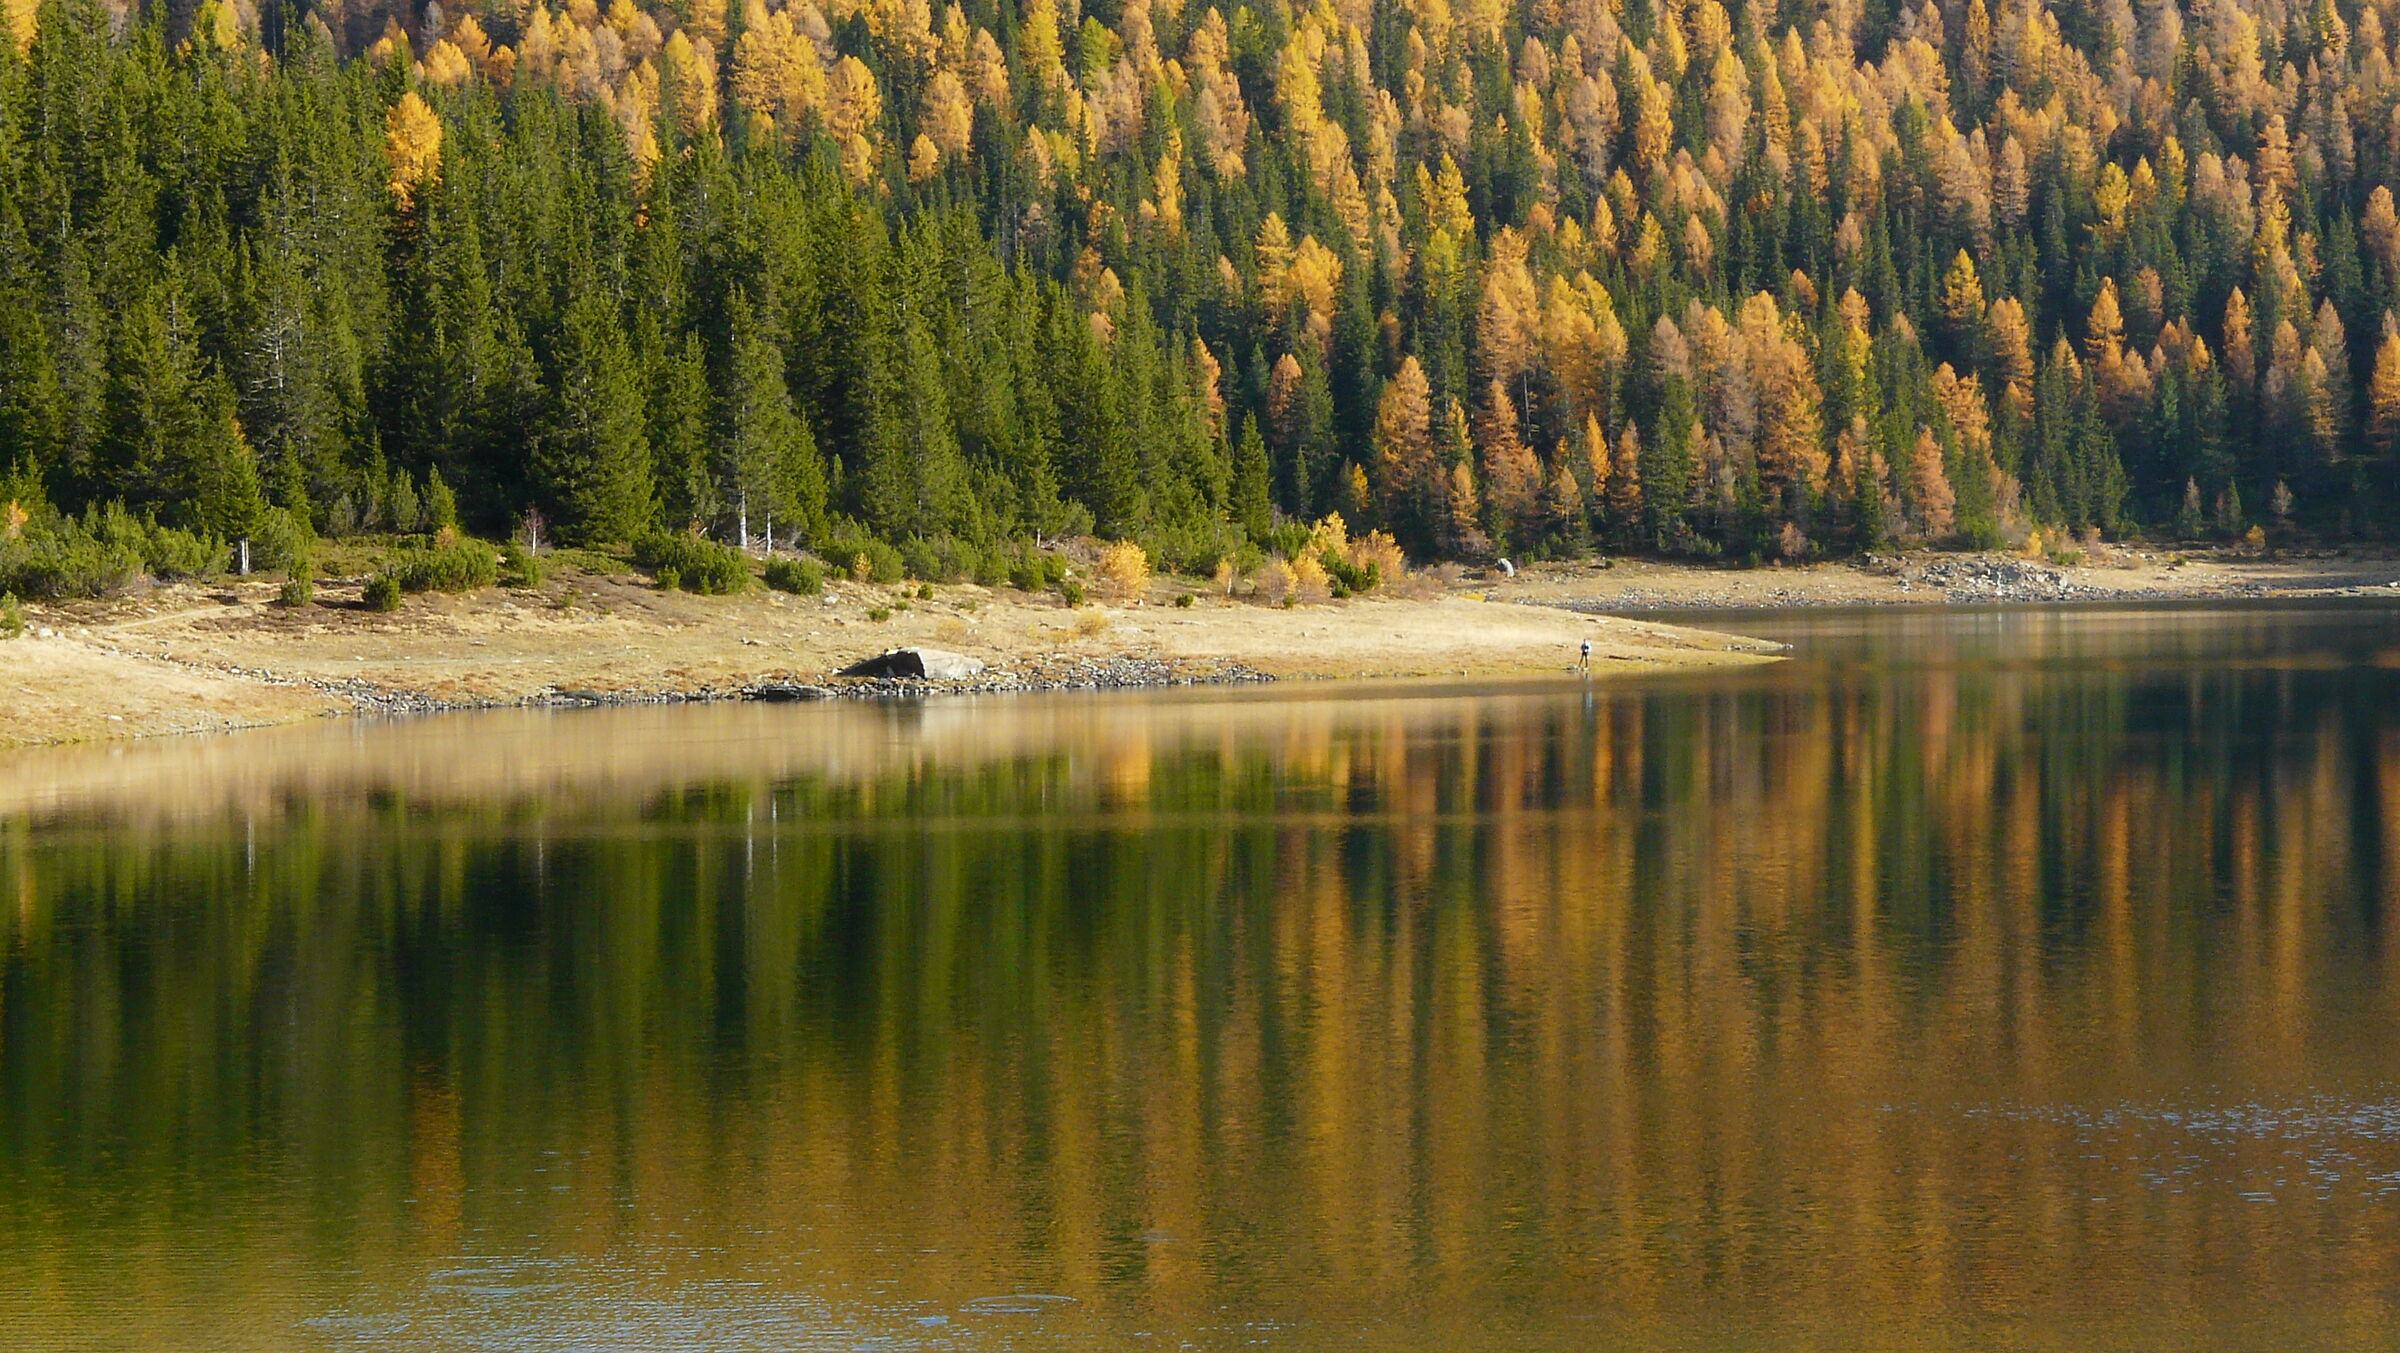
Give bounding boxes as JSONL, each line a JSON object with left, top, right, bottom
{"left": 0, "top": 499, "right": 258, "bottom": 599}
{"left": 1320, "top": 551, "right": 1379, "bottom": 597}
{"left": 1249, "top": 514, "right": 1406, "bottom": 603}
{"left": 1005, "top": 545, "right": 1068, "bottom": 592}
{"left": 500, "top": 541, "right": 545, "bottom": 588}
{"left": 818, "top": 531, "right": 905, "bottom": 584}
{"left": 387, "top": 538, "right": 499, "bottom": 593}
{"left": 0, "top": 513, "right": 143, "bottom": 600}
{"left": 82, "top": 502, "right": 226, "bottom": 580}
{"left": 898, "top": 534, "right": 986, "bottom": 584}
{"left": 764, "top": 555, "right": 824, "bottom": 595}
{"left": 249, "top": 507, "right": 315, "bottom": 574}
{"left": 1094, "top": 540, "right": 1151, "bottom": 599}
{"left": 362, "top": 575, "right": 403, "bottom": 611}
{"left": 632, "top": 530, "right": 749, "bottom": 594}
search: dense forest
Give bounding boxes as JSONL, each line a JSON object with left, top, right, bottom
{"left": 3, "top": 0, "right": 2399, "bottom": 590}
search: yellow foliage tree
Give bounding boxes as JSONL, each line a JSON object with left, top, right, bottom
{"left": 385, "top": 92, "right": 444, "bottom": 210}
{"left": 828, "top": 56, "right": 884, "bottom": 144}
{"left": 919, "top": 68, "right": 973, "bottom": 156}
{"left": 1606, "top": 425, "right": 1643, "bottom": 534}
{"left": 2370, "top": 323, "right": 2400, "bottom": 457}
{"left": 1906, "top": 427, "right": 1956, "bottom": 541}
{"left": 1940, "top": 251, "right": 1984, "bottom": 351}
{"left": 1985, "top": 295, "right": 2035, "bottom": 420}
{"left": 4, "top": 0, "right": 36, "bottom": 52}
{"left": 1372, "top": 357, "right": 1436, "bottom": 520}
{"left": 1475, "top": 380, "right": 1541, "bottom": 540}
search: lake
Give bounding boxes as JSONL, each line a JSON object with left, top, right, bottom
{"left": 4, "top": 600, "right": 2400, "bottom": 1351}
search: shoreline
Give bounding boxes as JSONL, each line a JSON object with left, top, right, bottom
{"left": 7, "top": 544, "right": 2392, "bottom": 753}
{"left": 1502, "top": 547, "right": 2400, "bottom": 614}
{"left": 0, "top": 566, "right": 1779, "bottom": 751}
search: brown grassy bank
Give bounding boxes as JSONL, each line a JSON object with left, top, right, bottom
{"left": 0, "top": 561, "right": 1779, "bottom": 750}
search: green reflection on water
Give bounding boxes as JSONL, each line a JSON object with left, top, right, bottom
{"left": 4, "top": 601, "right": 2400, "bottom": 1351}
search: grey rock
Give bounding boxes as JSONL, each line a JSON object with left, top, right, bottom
{"left": 838, "top": 647, "right": 989, "bottom": 680}
{"left": 748, "top": 683, "right": 835, "bottom": 702}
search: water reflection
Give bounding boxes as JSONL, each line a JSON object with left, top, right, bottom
{"left": 4, "top": 602, "right": 2400, "bottom": 1351}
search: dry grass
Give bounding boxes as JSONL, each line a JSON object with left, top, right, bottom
{"left": 0, "top": 555, "right": 1836, "bottom": 750}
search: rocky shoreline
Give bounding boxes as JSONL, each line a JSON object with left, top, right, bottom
{"left": 281, "top": 653, "right": 1277, "bottom": 722}
{"left": 1529, "top": 552, "right": 2400, "bottom": 613}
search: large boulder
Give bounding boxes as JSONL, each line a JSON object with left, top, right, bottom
{"left": 748, "top": 683, "right": 835, "bottom": 701}
{"left": 837, "top": 647, "right": 987, "bottom": 680}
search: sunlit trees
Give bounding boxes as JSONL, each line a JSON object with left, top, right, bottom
{"left": 7, "top": 0, "right": 2400, "bottom": 571}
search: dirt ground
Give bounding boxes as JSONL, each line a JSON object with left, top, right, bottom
{"left": 0, "top": 565, "right": 1776, "bottom": 749}
{"left": 1503, "top": 547, "right": 2400, "bottom": 610}
{"left": 7, "top": 544, "right": 2389, "bottom": 751}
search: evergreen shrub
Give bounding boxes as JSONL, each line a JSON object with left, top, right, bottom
{"left": 390, "top": 538, "right": 499, "bottom": 593}
{"left": 0, "top": 514, "right": 143, "bottom": 600}
{"left": 821, "top": 532, "right": 904, "bottom": 583}
{"left": 764, "top": 556, "right": 824, "bottom": 594}
{"left": 501, "top": 541, "right": 545, "bottom": 587}
{"left": 250, "top": 507, "right": 315, "bottom": 574}
{"left": 632, "top": 531, "right": 748, "bottom": 594}
{"left": 362, "top": 575, "right": 402, "bottom": 611}
{"left": 1005, "top": 546, "right": 1067, "bottom": 591}
{"left": 900, "top": 535, "right": 984, "bottom": 583}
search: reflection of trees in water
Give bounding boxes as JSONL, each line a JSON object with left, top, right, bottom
{"left": 3, "top": 656, "right": 2400, "bottom": 1336}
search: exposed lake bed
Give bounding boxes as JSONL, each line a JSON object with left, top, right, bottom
{"left": 5, "top": 598, "right": 2400, "bottom": 1350}
{"left": 7, "top": 546, "right": 2394, "bottom": 751}
{"left": 0, "top": 560, "right": 1778, "bottom": 748}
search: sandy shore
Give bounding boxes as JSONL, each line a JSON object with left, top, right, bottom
{"left": 7, "top": 544, "right": 2389, "bottom": 751}
{"left": 0, "top": 565, "right": 1776, "bottom": 749}
{"left": 1504, "top": 547, "right": 2400, "bottom": 611}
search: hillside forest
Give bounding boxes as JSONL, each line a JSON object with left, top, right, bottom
{"left": 4, "top": 0, "right": 2399, "bottom": 591}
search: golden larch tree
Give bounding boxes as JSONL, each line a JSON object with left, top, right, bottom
{"left": 1941, "top": 251, "right": 1985, "bottom": 351}
{"left": 2222, "top": 288, "right": 2256, "bottom": 392}
{"left": 1606, "top": 425, "right": 1643, "bottom": 533}
{"left": 385, "top": 92, "right": 444, "bottom": 210}
{"left": 1475, "top": 380, "right": 1542, "bottom": 539}
{"left": 2369, "top": 319, "right": 2400, "bottom": 457}
{"left": 1906, "top": 427, "right": 1956, "bottom": 541}
{"left": 1373, "top": 357, "right": 1436, "bottom": 521}
{"left": 919, "top": 69, "right": 973, "bottom": 157}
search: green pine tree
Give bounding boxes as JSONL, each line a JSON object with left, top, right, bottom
{"left": 536, "top": 292, "right": 655, "bottom": 543}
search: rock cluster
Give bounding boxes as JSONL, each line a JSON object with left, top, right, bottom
{"left": 1905, "top": 557, "right": 2091, "bottom": 601}
{"left": 296, "top": 655, "right": 1271, "bottom": 722}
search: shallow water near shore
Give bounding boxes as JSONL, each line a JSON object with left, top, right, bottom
{"left": 5, "top": 599, "right": 2400, "bottom": 1351}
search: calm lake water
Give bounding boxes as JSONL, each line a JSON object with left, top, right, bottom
{"left": 5, "top": 601, "right": 2400, "bottom": 1351}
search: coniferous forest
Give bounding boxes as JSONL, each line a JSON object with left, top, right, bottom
{"left": 4, "top": 0, "right": 2399, "bottom": 591}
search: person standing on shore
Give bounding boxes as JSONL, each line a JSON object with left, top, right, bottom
{"left": 1579, "top": 638, "right": 1592, "bottom": 674}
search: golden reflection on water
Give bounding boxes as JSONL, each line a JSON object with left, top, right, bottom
{"left": 4, "top": 604, "right": 2400, "bottom": 1351}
